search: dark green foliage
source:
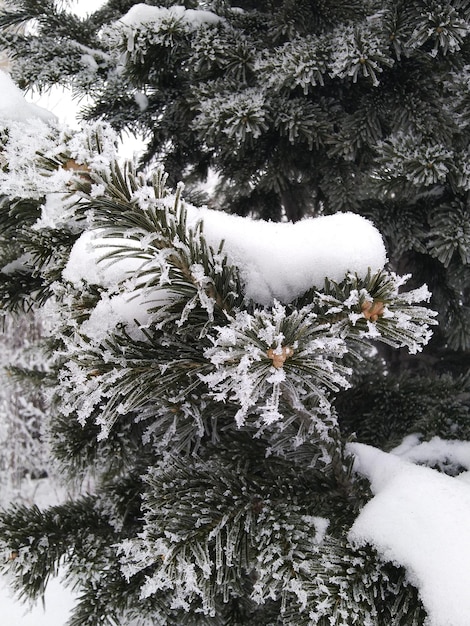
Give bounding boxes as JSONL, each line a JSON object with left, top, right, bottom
{"left": 0, "top": 139, "right": 437, "bottom": 623}
{"left": 337, "top": 372, "right": 470, "bottom": 453}
{"left": 0, "top": 497, "right": 114, "bottom": 600}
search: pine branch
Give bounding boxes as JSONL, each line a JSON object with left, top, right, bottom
{"left": 337, "top": 371, "right": 470, "bottom": 454}
{"left": 117, "top": 436, "right": 366, "bottom": 619}
{"left": 0, "top": 497, "right": 113, "bottom": 602}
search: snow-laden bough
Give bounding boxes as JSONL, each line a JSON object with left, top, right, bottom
{"left": 348, "top": 442, "right": 470, "bottom": 626}
{"left": 185, "top": 207, "right": 388, "bottom": 305}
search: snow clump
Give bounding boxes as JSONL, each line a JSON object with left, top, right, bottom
{"left": 184, "top": 207, "right": 388, "bottom": 305}
{"left": 348, "top": 442, "right": 470, "bottom": 626}
{"left": 0, "top": 70, "right": 57, "bottom": 123}
{"left": 118, "top": 4, "right": 223, "bottom": 29}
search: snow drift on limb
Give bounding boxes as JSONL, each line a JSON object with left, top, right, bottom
{"left": 63, "top": 204, "right": 387, "bottom": 306}
{"left": 118, "top": 4, "right": 223, "bottom": 29}
{"left": 0, "top": 71, "right": 57, "bottom": 123}
{"left": 183, "top": 207, "right": 388, "bottom": 305}
{"left": 348, "top": 442, "right": 470, "bottom": 626}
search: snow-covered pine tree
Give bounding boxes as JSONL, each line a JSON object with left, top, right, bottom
{"left": 0, "top": 92, "right": 438, "bottom": 624}
{"left": 0, "top": 1, "right": 469, "bottom": 625}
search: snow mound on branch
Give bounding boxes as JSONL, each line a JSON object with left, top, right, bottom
{"left": 63, "top": 209, "right": 387, "bottom": 307}
{"left": 63, "top": 231, "right": 145, "bottom": 288}
{"left": 185, "top": 207, "right": 387, "bottom": 304}
{"left": 80, "top": 292, "right": 151, "bottom": 343}
{"left": 119, "top": 4, "right": 223, "bottom": 29}
{"left": 63, "top": 231, "right": 172, "bottom": 342}
{"left": 392, "top": 434, "right": 470, "bottom": 473}
{"left": 348, "top": 442, "right": 470, "bottom": 626}
{"left": 0, "top": 71, "right": 57, "bottom": 123}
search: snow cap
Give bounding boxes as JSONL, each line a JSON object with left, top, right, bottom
{"left": 185, "top": 207, "right": 388, "bottom": 305}
{"left": 0, "top": 71, "right": 57, "bottom": 123}
{"left": 348, "top": 442, "right": 470, "bottom": 626}
{"left": 119, "top": 4, "right": 223, "bottom": 29}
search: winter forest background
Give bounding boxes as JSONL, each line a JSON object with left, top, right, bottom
{"left": 0, "top": 1, "right": 470, "bottom": 625}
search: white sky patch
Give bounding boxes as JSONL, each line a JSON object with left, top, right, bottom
{"left": 27, "top": 85, "right": 146, "bottom": 159}
{"left": 0, "top": 66, "right": 86, "bottom": 129}
{"left": 30, "top": 85, "right": 87, "bottom": 127}
{"left": 348, "top": 442, "right": 470, "bottom": 626}
{"left": 0, "top": 574, "right": 76, "bottom": 626}
{"left": 65, "top": 0, "right": 106, "bottom": 18}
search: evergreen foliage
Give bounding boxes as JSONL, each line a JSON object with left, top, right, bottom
{"left": 0, "top": 1, "right": 469, "bottom": 624}
{"left": 0, "top": 118, "right": 439, "bottom": 624}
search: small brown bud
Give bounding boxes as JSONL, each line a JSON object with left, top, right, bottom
{"left": 267, "top": 345, "right": 294, "bottom": 368}
{"left": 63, "top": 159, "right": 92, "bottom": 189}
{"left": 63, "top": 159, "right": 91, "bottom": 174}
{"left": 361, "top": 300, "right": 385, "bottom": 322}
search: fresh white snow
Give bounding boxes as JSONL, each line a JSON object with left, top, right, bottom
{"left": 118, "top": 4, "right": 223, "bottom": 29}
{"left": 348, "top": 442, "right": 470, "bottom": 626}
{"left": 0, "top": 71, "right": 57, "bottom": 123}
{"left": 185, "top": 207, "right": 387, "bottom": 304}
{"left": 391, "top": 434, "right": 470, "bottom": 473}
{"left": 66, "top": 207, "right": 387, "bottom": 306}
{"left": 63, "top": 231, "right": 146, "bottom": 289}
